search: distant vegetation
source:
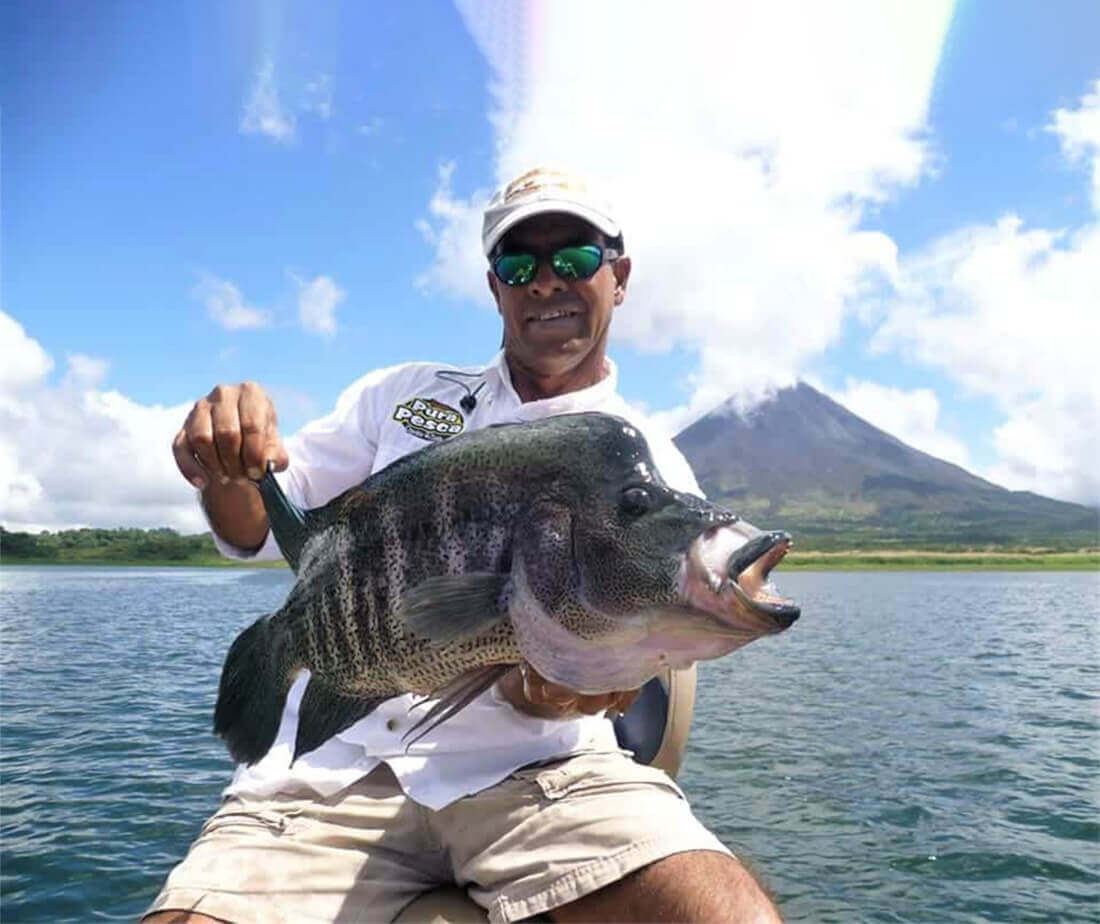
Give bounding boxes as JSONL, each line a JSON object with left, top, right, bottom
{"left": 2, "top": 526, "right": 1096, "bottom": 570}
{"left": 787, "top": 548, "right": 1099, "bottom": 570}
{"left": 0, "top": 526, "right": 265, "bottom": 566}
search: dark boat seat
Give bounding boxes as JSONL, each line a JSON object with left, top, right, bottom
{"left": 393, "top": 666, "right": 697, "bottom": 923}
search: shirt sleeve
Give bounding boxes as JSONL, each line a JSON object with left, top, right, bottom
{"left": 206, "top": 366, "right": 401, "bottom": 562}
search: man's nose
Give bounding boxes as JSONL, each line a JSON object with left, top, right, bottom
{"left": 526, "top": 259, "right": 567, "bottom": 297}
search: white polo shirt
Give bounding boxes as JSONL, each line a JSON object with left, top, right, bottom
{"left": 211, "top": 352, "right": 702, "bottom": 810}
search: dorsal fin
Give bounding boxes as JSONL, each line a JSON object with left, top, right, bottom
{"left": 256, "top": 463, "right": 309, "bottom": 573}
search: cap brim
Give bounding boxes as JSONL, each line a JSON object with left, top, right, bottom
{"left": 482, "top": 200, "right": 621, "bottom": 256}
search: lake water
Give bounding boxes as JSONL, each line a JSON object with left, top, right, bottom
{"left": 1, "top": 567, "right": 1097, "bottom": 922}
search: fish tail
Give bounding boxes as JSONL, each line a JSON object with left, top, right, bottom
{"left": 214, "top": 615, "right": 294, "bottom": 765}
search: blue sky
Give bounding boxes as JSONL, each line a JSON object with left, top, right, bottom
{"left": 2, "top": 0, "right": 1098, "bottom": 531}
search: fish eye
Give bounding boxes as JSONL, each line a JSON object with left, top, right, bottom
{"left": 621, "top": 486, "right": 654, "bottom": 517}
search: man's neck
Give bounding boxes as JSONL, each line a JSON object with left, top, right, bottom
{"left": 505, "top": 352, "right": 610, "bottom": 403}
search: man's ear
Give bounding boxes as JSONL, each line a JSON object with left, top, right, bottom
{"left": 487, "top": 270, "right": 502, "bottom": 314}
{"left": 612, "top": 255, "right": 632, "bottom": 306}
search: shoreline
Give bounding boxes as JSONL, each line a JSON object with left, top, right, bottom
{"left": 3, "top": 552, "right": 1097, "bottom": 571}
{"left": 784, "top": 551, "right": 1099, "bottom": 571}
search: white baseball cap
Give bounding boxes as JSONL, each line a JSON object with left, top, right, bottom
{"left": 481, "top": 167, "right": 622, "bottom": 257}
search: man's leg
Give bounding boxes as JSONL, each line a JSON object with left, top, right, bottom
{"left": 142, "top": 765, "right": 449, "bottom": 924}
{"left": 436, "top": 750, "right": 783, "bottom": 923}
{"left": 549, "top": 850, "right": 780, "bottom": 923}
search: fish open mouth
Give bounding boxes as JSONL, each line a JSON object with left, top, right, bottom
{"left": 682, "top": 525, "right": 801, "bottom": 631}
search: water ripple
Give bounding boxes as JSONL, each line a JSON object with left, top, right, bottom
{"left": 2, "top": 567, "right": 1099, "bottom": 922}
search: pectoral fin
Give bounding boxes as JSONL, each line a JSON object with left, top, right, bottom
{"left": 398, "top": 574, "right": 508, "bottom": 645}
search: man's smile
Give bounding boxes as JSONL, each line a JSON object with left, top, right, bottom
{"left": 524, "top": 302, "right": 586, "bottom": 325}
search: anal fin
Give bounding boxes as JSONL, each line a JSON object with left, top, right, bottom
{"left": 293, "top": 680, "right": 388, "bottom": 763}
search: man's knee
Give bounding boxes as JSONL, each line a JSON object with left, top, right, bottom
{"left": 549, "top": 849, "right": 782, "bottom": 923}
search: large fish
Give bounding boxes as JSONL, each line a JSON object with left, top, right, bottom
{"left": 214, "top": 412, "right": 799, "bottom": 765}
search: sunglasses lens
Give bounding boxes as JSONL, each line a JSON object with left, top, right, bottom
{"left": 494, "top": 253, "right": 536, "bottom": 286}
{"left": 551, "top": 245, "right": 603, "bottom": 280}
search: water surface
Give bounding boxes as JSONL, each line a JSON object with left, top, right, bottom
{"left": 2, "top": 567, "right": 1097, "bottom": 921}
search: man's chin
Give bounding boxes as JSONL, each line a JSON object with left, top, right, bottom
{"left": 515, "top": 333, "right": 594, "bottom": 363}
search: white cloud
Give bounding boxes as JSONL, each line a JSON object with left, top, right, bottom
{"left": 1047, "top": 78, "right": 1100, "bottom": 210}
{"left": 414, "top": 162, "right": 489, "bottom": 303}
{"left": 63, "top": 353, "right": 109, "bottom": 388}
{"left": 0, "top": 311, "right": 53, "bottom": 390}
{"left": 241, "top": 58, "right": 296, "bottom": 143}
{"left": 871, "top": 216, "right": 1100, "bottom": 504}
{"left": 0, "top": 312, "right": 204, "bottom": 532}
{"left": 866, "top": 79, "right": 1100, "bottom": 505}
{"left": 423, "top": 0, "right": 953, "bottom": 402}
{"left": 294, "top": 274, "right": 345, "bottom": 337}
{"left": 988, "top": 395, "right": 1099, "bottom": 505}
{"left": 830, "top": 380, "right": 971, "bottom": 469}
{"left": 302, "top": 73, "right": 334, "bottom": 120}
{"left": 866, "top": 214, "right": 1100, "bottom": 506}
{"left": 193, "top": 272, "right": 271, "bottom": 330}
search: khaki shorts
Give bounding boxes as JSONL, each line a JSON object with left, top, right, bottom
{"left": 144, "top": 750, "right": 731, "bottom": 924}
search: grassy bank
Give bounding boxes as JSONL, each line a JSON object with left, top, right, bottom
{"left": 786, "top": 549, "right": 1100, "bottom": 570}
{"left": 4, "top": 523, "right": 1096, "bottom": 571}
{"left": 1, "top": 557, "right": 287, "bottom": 568}
{"left": 4, "top": 551, "right": 1097, "bottom": 571}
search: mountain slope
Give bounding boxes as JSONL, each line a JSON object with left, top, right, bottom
{"left": 673, "top": 383, "right": 1099, "bottom": 549}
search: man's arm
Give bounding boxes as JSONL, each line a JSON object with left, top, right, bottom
{"left": 171, "top": 382, "right": 288, "bottom": 552}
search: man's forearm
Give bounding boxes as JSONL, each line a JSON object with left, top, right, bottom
{"left": 201, "top": 480, "right": 270, "bottom": 552}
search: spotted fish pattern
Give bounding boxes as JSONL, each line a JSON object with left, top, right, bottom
{"left": 214, "top": 412, "right": 796, "bottom": 766}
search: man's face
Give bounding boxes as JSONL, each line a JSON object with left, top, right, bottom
{"left": 487, "top": 213, "right": 631, "bottom": 378}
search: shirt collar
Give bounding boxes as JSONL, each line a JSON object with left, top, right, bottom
{"left": 486, "top": 351, "right": 618, "bottom": 417}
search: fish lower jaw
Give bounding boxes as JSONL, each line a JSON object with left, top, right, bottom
{"left": 676, "top": 557, "right": 798, "bottom": 633}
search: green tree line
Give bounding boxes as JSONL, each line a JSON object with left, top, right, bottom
{"left": 1, "top": 526, "right": 222, "bottom": 563}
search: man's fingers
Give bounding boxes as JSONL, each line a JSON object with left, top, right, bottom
{"left": 211, "top": 394, "right": 245, "bottom": 480}
{"left": 571, "top": 694, "right": 614, "bottom": 716}
{"left": 172, "top": 428, "right": 208, "bottom": 489}
{"left": 521, "top": 664, "right": 637, "bottom": 715}
{"left": 237, "top": 382, "right": 286, "bottom": 480}
{"left": 269, "top": 442, "right": 290, "bottom": 473}
{"left": 174, "top": 383, "right": 283, "bottom": 488}
{"left": 608, "top": 688, "right": 641, "bottom": 715}
{"left": 498, "top": 664, "right": 640, "bottom": 719}
{"left": 238, "top": 384, "right": 273, "bottom": 479}
{"left": 184, "top": 399, "right": 223, "bottom": 483}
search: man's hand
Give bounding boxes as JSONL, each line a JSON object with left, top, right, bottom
{"left": 173, "top": 382, "right": 288, "bottom": 487}
{"left": 497, "top": 662, "right": 640, "bottom": 720}
{"left": 171, "top": 382, "right": 288, "bottom": 551}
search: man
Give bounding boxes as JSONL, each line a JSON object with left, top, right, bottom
{"left": 148, "top": 168, "right": 781, "bottom": 923}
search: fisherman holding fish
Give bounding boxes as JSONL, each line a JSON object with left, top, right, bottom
{"left": 150, "top": 168, "right": 787, "bottom": 923}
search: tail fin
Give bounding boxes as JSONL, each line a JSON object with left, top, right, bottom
{"left": 213, "top": 616, "right": 294, "bottom": 765}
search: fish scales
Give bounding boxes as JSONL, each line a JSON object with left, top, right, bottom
{"left": 301, "top": 482, "right": 515, "bottom": 695}
{"left": 214, "top": 413, "right": 801, "bottom": 765}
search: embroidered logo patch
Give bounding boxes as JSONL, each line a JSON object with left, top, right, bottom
{"left": 393, "top": 397, "right": 465, "bottom": 442}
